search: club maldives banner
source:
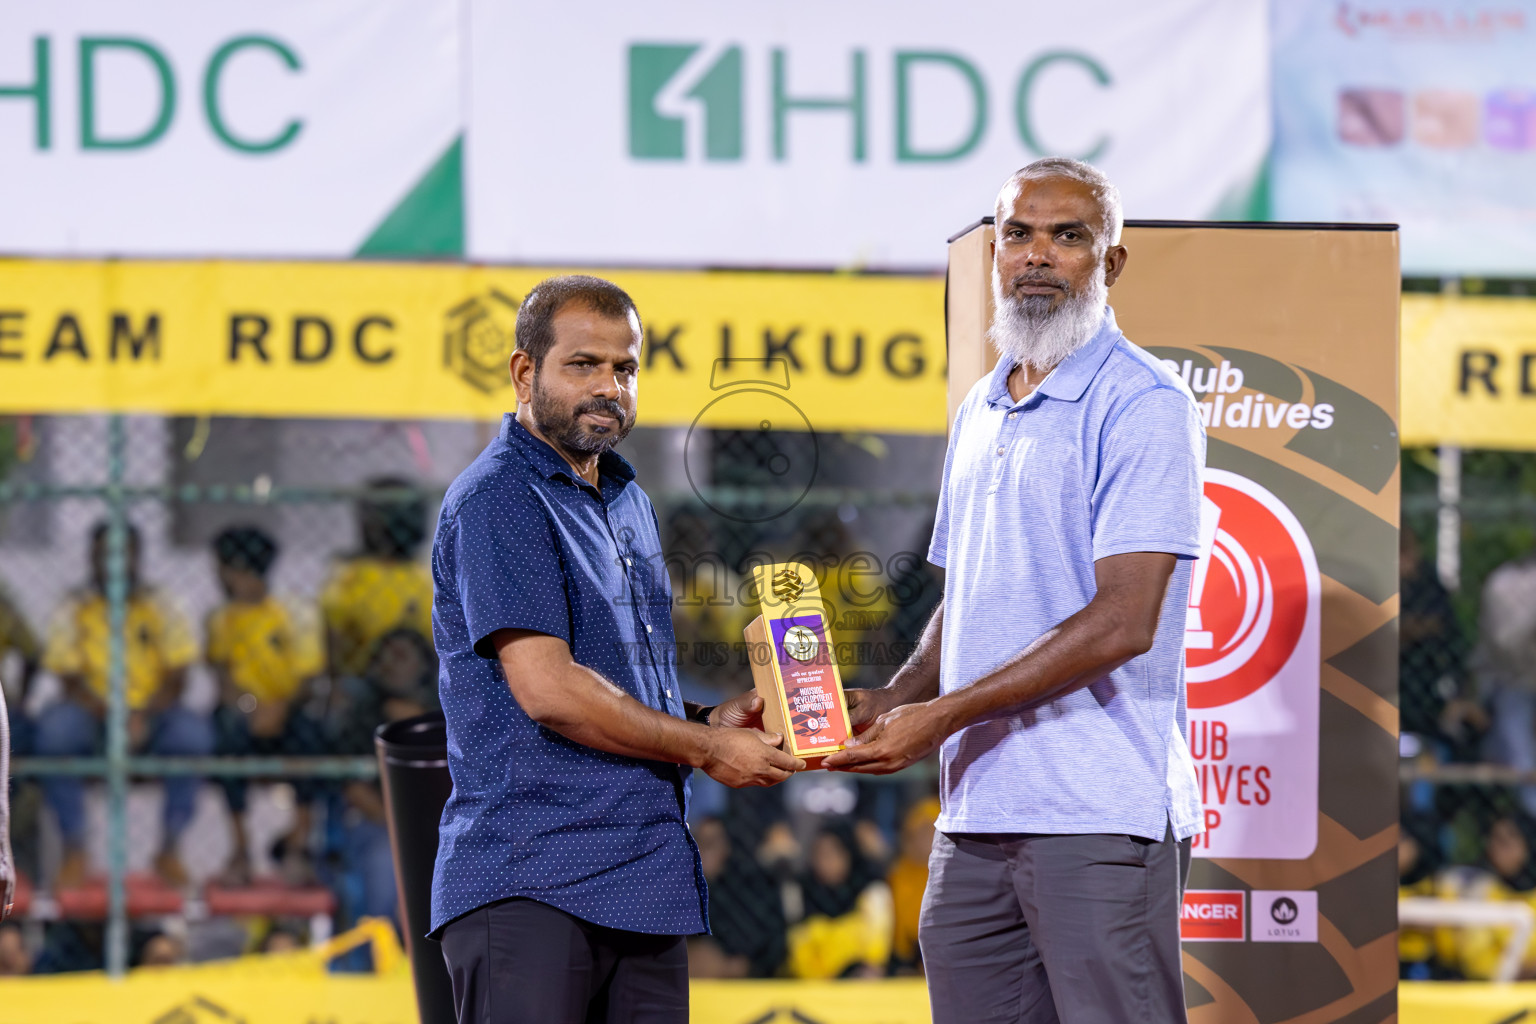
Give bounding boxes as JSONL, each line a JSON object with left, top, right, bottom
{"left": 1271, "top": 0, "right": 1536, "bottom": 276}
{"left": 0, "top": 0, "right": 461, "bottom": 259}
{"left": 466, "top": 0, "right": 1269, "bottom": 268}
{"left": 948, "top": 223, "right": 1400, "bottom": 1022}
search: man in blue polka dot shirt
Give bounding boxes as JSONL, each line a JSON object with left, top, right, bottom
{"left": 429, "top": 275, "right": 803, "bottom": 1024}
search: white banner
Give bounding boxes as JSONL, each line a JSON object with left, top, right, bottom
{"left": 466, "top": 0, "right": 1270, "bottom": 269}
{"left": 1272, "top": 0, "right": 1536, "bottom": 276}
{"left": 0, "top": 0, "right": 460, "bottom": 258}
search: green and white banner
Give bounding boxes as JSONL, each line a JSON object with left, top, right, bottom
{"left": 466, "top": 0, "right": 1270, "bottom": 268}
{"left": 0, "top": 1, "right": 1270, "bottom": 268}
{"left": 0, "top": 0, "right": 462, "bottom": 258}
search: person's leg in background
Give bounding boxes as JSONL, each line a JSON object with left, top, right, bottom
{"left": 276, "top": 705, "right": 327, "bottom": 882}
{"left": 147, "top": 705, "right": 215, "bottom": 886}
{"left": 346, "top": 814, "right": 398, "bottom": 921}
{"left": 33, "top": 699, "right": 100, "bottom": 888}
{"left": 211, "top": 704, "right": 255, "bottom": 883}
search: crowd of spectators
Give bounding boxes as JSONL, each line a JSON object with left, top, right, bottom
{"left": 1399, "top": 524, "right": 1536, "bottom": 980}
{"left": 0, "top": 488, "right": 947, "bottom": 977}
{"left": 0, "top": 478, "right": 437, "bottom": 972}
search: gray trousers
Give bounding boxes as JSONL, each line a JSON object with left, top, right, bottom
{"left": 919, "top": 827, "right": 1191, "bottom": 1024}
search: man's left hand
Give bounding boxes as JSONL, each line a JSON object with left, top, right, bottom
{"left": 822, "top": 701, "right": 949, "bottom": 775}
{"left": 709, "top": 693, "right": 767, "bottom": 730}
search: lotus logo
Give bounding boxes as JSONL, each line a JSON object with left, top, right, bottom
{"left": 1270, "top": 896, "right": 1299, "bottom": 925}
{"left": 771, "top": 569, "right": 804, "bottom": 603}
{"left": 444, "top": 289, "right": 521, "bottom": 394}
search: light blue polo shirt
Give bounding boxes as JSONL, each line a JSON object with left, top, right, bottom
{"left": 929, "top": 306, "right": 1205, "bottom": 841}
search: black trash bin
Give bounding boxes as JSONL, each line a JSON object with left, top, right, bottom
{"left": 376, "top": 713, "right": 457, "bottom": 1024}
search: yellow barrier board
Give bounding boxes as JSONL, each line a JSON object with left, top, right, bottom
{"left": 0, "top": 260, "right": 949, "bottom": 434}
{"left": 1400, "top": 980, "right": 1536, "bottom": 1024}
{"left": 1, "top": 260, "right": 1533, "bottom": 448}
{"left": 0, "top": 972, "right": 932, "bottom": 1024}
{"left": 5, "top": 969, "right": 1535, "bottom": 1024}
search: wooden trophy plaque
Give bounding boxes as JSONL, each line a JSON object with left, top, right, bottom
{"left": 743, "top": 561, "right": 853, "bottom": 769}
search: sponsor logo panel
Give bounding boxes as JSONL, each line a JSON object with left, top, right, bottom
{"left": 1181, "top": 890, "right": 1246, "bottom": 942}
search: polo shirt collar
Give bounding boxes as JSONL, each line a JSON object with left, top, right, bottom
{"left": 499, "top": 412, "right": 637, "bottom": 487}
{"left": 986, "top": 305, "right": 1123, "bottom": 409}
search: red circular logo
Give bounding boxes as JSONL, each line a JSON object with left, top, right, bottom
{"left": 1185, "top": 476, "right": 1310, "bottom": 709}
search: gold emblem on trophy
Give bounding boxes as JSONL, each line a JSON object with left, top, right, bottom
{"left": 771, "top": 568, "right": 804, "bottom": 602}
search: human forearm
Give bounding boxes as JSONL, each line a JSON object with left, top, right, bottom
{"left": 928, "top": 598, "right": 1152, "bottom": 735}
{"left": 826, "top": 552, "right": 1175, "bottom": 775}
{"left": 494, "top": 629, "right": 803, "bottom": 786}
{"left": 517, "top": 657, "right": 714, "bottom": 766}
{"left": 144, "top": 668, "right": 188, "bottom": 716}
{"left": 845, "top": 604, "right": 942, "bottom": 732}
{"left": 62, "top": 676, "right": 105, "bottom": 717}
{"left": 885, "top": 603, "right": 944, "bottom": 705}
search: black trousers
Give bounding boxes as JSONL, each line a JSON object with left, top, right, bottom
{"left": 438, "top": 898, "right": 689, "bottom": 1024}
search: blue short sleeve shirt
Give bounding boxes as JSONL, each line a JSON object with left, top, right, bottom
{"left": 428, "top": 414, "right": 706, "bottom": 937}
{"left": 929, "top": 307, "right": 1206, "bottom": 841}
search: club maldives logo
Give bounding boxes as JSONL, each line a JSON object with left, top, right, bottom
{"left": 1185, "top": 469, "right": 1321, "bottom": 861}
{"left": 1185, "top": 470, "right": 1318, "bottom": 710}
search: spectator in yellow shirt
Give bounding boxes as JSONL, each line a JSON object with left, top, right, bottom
{"left": 787, "top": 824, "right": 893, "bottom": 978}
{"left": 207, "top": 527, "right": 325, "bottom": 885}
{"left": 35, "top": 522, "right": 213, "bottom": 888}
{"left": 1454, "top": 814, "right": 1536, "bottom": 980}
{"left": 320, "top": 478, "right": 433, "bottom": 679}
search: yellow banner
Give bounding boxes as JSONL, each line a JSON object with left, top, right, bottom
{"left": 0, "top": 969, "right": 932, "bottom": 1024}
{"left": 1402, "top": 292, "right": 1536, "bottom": 450}
{"left": 0, "top": 961, "right": 1519, "bottom": 1024}
{"left": 1, "top": 260, "right": 1533, "bottom": 448}
{"left": 0, "top": 259, "right": 948, "bottom": 434}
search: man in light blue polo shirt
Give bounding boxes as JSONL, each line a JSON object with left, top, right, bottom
{"left": 825, "top": 158, "right": 1204, "bottom": 1022}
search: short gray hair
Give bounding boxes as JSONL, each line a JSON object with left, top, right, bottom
{"left": 996, "top": 157, "right": 1123, "bottom": 248}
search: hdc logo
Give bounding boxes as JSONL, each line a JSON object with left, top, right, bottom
{"left": 628, "top": 45, "right": 744, "bottom": 161}
{"left": 626, "top": 43, "right": 1111, "bottom": 164}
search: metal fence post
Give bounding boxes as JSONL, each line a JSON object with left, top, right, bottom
{"left": 1437, "top": 444, "right": 1461, "bottom": 593}
{"left": 105, "top": 415, "right": 130, "bottom": 978}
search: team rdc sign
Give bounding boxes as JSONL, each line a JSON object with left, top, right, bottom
{"left": 1186, "top": 469, "right": 1321, "bottom": 860}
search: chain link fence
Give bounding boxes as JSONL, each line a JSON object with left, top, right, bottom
{"left": 0, "top": 414, "right": 945, "bottom": 981}
{"left": 1399, "top": 446, "right": 1536, "bottom": 981}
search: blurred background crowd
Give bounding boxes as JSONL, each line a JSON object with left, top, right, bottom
{"left": 0, "top": 416, "right": 947, "bottom": 979}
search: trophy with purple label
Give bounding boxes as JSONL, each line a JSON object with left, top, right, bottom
{"left": 743, "top": 562, "right": 852, "bottom": 769}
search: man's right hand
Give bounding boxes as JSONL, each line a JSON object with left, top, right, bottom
{"left": 700, "top": 727, "right": 804, "bottom": 787}
{"left": 846, "top": 687, "right": 902, "bottom": 734}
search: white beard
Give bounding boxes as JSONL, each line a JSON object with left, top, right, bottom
{"left": 988, "top": 262, "right": 1108, "bottom": 373}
